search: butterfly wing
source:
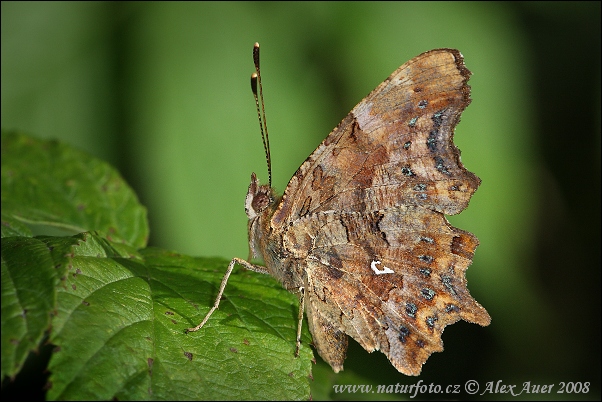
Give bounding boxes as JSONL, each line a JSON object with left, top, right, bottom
{"left": 271, "top": 49, "right": 488, "bottom": 375}
{"left": 284, "top": 206, "right": 491, "bottom": 375}
{"left": 272, "top": 48, "right": 480, "bottom": 228}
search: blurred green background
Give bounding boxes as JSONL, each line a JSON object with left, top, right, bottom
{"left": 2, "top": 2, "right": 600, "bottom": 400}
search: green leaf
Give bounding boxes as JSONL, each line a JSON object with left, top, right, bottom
{"left": 1, "top": 131, "right": 148, "bottom": 248}
{"left": 1, "top": 132, "right": 314, "bottom": 399}
{"left": 43, "top": 233, "right": 313, "bottom": 400}
{"left": 1, "top": 212, "right": 33, "bottom": 238}
{"left": 0, "top": 234, "right": 84, "bottom": 380}
{"left": 1, "top": 236, "right": 55, "bottom": 381}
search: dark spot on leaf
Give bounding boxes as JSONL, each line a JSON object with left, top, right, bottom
{"left": 165, "top": 311, "right": 174, "bottom": 316}
{"left": 184, "top": 351, "right": 193, "bottom": 361}
{"left": 408, "top": 117, "right": 418, "bottom": 127}
{"left": 426, "top": 316, "right": 437, "bottom": 329}
{"left": 406, "top": 302, "right": 418, "bottom": 318}
{"left": 82, "top": 300, "right": 90, "bottom": 306}
{"left": 419, "top": 268, "right": 431, "bottom": 276}
{"left": 403, "top": 141, "right": 412, "bottom": 150}
{"left": 418, "top": 100, "right": 428, "bottom": 109}
{"left": 230, "top": 347, "right": 238, "bottom": 354}
{"left": 416, "top": 339, "right": 425, "bottom": 348}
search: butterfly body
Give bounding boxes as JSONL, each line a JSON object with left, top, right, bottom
{"left": 190, "top": 47, "right": 490, "bottom": 376}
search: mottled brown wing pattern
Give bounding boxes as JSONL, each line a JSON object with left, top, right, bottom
{"left": 283, "top": 206, "right": 490, "bottom": 375}
{"left": 187, "top": 45, "right": 488, "bottom": 377}
{"left": 273, "top": 49, "right": 488, "bottom": 374}
{"left": 272, "top": 49, "right": 479, "bottom": 228}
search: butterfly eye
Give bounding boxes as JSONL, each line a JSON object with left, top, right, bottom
{"left": 251, "top": 191, "right": 271, "bottom": 213}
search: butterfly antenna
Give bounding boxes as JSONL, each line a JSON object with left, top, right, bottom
{"left": 251, "top": 42, "right": 272, "bottom": 187}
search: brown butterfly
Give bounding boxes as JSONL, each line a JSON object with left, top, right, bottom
{"left": 187, "top": 43, "right": 491, "bottom": 376}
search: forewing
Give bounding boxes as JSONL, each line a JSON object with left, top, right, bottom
{"left": 272, "top": 48, "right": 480, "bottom": 228}
{"left": 286, "top": 206, "right": 490, "bottom": 375}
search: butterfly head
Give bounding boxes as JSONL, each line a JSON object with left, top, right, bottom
{"left": 245, "top": 173, "right": 277, "bottom": 260}
{"left": 244, "top": 173, "right": 275, "bottom": 219}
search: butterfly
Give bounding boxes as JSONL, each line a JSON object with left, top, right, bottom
{"left": 187, "top": 43, "right": 491, "bottom": 376}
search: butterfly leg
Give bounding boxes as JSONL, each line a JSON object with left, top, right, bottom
{"left": 295, "top": 286, "right": 305, "bottom": 357}
{"left": 186, "top": 257, "right": 269, "bottom": 333}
